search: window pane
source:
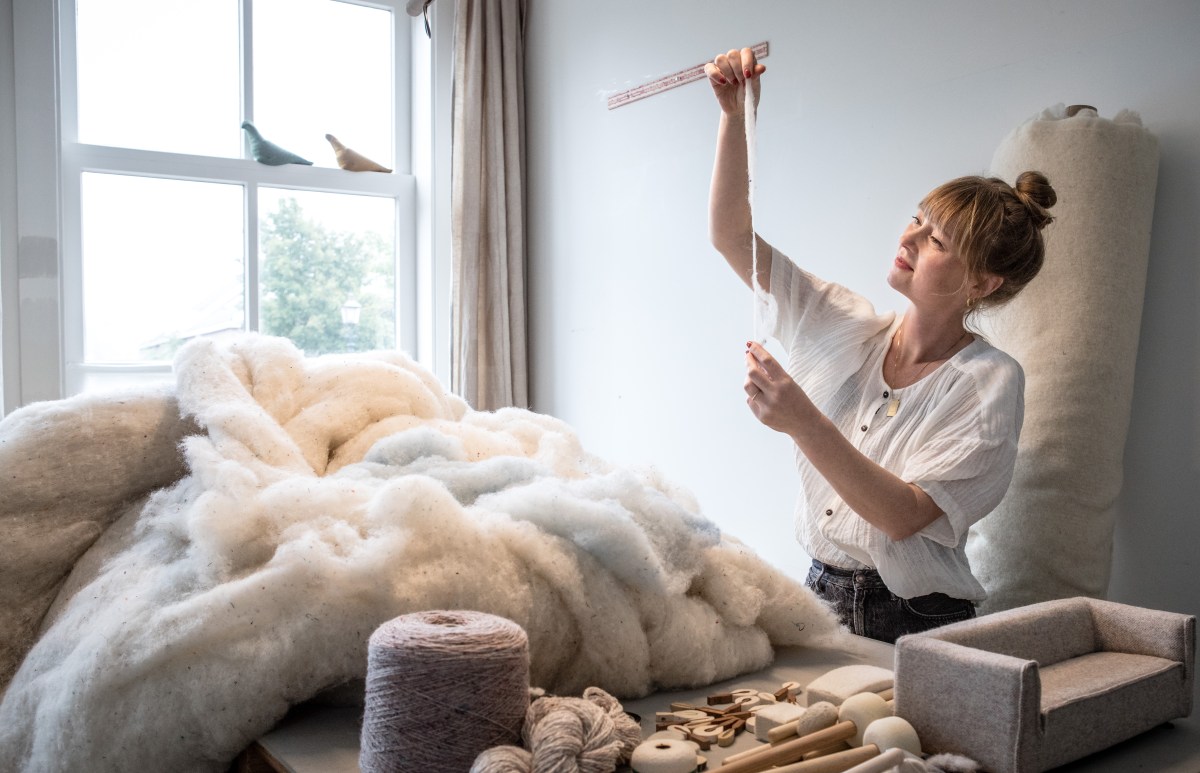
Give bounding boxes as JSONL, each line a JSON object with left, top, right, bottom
{"left": 81, "top": 174, "right": 245, "bottom": 362}
{"left": 78, "top": 369, "right": 175, "bottom": 396}
{"left": 253, "top": 0, "right": 393, "bottom": 170}
{"left": 258, "top": 189, "right": 396, "bottom": 355}
{"left": 76, "top": 0, "right": 241, "bottom": 156}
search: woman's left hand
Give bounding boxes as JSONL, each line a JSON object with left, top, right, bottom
{"left": 744, "top": 341, "right": 816, "bottom": 436}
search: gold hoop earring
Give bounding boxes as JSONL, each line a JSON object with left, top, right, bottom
{"left": 966, "top": 296, "right": 976, "bottom": 311}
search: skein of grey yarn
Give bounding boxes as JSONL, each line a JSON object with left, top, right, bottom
{"left": 360, "top": 610, "right": 530, "bottom": 773}
{"left": 471, "top": 687, "right": 642, "bottom": 773}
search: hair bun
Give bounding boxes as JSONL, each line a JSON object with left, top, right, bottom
{"left": 1015, "top": 171, "right": 1056, "bottom": 229}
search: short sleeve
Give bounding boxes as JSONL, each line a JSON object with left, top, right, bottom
{"left": 768, "top": 246, "right": 894, "bottom": 392}
{"left": 905, "top": 353, "right": 1025, "bottom": 547}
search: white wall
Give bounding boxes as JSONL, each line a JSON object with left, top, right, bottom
{"left": 0, "top": 0, "right": 18, "bottom": 411}
{"left": 525, "top": 0, "right": 1200, "bottom": 623}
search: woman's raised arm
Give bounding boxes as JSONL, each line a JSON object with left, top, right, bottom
{"left": 706, "top": 47, "right": 772, "bottom": 291}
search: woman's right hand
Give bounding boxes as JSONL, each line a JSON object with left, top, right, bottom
{"left": 707, "top": 46, "right": 771, "bottom": 289}
{"left": 704, "top": 47, "right": 766, "bottom": 115}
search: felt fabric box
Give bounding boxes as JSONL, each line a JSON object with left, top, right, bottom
{"left": 893, "top": 597, "right": 1194, "bottom": 773}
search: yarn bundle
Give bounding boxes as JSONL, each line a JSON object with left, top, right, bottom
{"left": 360, "top": 610, "right": 531, "bottom": 773}
{"left": 744, "top": 74, "right": 776, "bottom": 344}
{"left": 471, "top": 686, "right": 642, "bottom": 773}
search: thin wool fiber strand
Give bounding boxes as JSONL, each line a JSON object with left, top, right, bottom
{"left": 745, "top": 82, "right": 776, "bottom": 343}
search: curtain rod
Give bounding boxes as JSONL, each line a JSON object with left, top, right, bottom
{"left": 406, "top": 0, "right": 433, "bottom": 37}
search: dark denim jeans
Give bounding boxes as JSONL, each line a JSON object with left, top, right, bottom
{"left": 805, "top": 559, "right": 975, "bottom": 645}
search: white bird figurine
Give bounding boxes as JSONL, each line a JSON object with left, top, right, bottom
{"left": 241, "top": 121, "right": 313, "bottom": 166}
{"left": 325, "top": 134, "right": 392, "bottom": 173}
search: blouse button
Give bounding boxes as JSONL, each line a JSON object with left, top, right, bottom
{"left": 883, "top": 390, "right": 889, "bottom": 398}
{"left": 825, "top": 508, "right": 833, "bottom": 516}
{"left": 861, "top": 425, "right": 868, "bottom": 432}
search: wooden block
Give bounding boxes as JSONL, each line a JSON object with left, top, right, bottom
{"left": 805, "top": 665, "right": 894, "bottom": 706}
{"left": 753, "top": 701, "right": 807, "bottom": 742}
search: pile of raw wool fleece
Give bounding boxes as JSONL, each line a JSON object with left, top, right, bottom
{"left": 0, "top": 333, "right": 846, "bottom": 773}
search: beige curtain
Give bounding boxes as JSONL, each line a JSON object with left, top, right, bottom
{"left": 451, "top": 0, "right": 529, "bottom": 410}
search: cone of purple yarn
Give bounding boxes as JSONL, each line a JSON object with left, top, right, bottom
{"left": 360, "top": 610, "right": 530, "bottom": 772}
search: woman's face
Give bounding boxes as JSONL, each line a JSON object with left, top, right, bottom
{"left": 887, "top": 210, "right": 972, "bottom": 310}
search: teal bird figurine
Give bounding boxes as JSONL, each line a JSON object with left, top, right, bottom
{"left": 241, "top": 121, "right": 313, "bottom": 166}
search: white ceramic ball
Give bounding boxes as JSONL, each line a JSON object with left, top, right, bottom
{"left": 862, "top": 715, "right": 922, "bottom": 755}
{"left": 837, "top": 692, "right": 891, "bottom": 746}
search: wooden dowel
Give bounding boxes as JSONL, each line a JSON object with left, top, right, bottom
{"left": 767, "top": 718, "right": 800, "bottom": 743}
{"left": 801, "top": 741, "right": 849, "bottom": 760}
{"left": 769, "top": 745, "right": 877, "bottom": 773}
{"left": 718, "top": 720, "right": 855, "bottom": 773}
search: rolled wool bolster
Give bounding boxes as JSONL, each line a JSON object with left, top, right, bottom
{"left": 971, "top": 105, "right": 1159, "bottom": 611}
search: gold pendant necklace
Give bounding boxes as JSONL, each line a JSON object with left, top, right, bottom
{"left": 887, "top": 323, "right": 969, "bottom": 415}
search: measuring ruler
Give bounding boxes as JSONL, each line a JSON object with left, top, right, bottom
{"left": 607, "top": 41, "right": 770, "bottom": 110}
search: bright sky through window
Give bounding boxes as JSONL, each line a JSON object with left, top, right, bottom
{"left": 72, "top": 0, "right": 398, "bottom": 367}
{"left": 77, "top": 0, "right": 241, "bottom": 156}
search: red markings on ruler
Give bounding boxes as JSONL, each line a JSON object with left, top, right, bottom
{"left": 607, "top": 41, "right": 769, "bottom": 110}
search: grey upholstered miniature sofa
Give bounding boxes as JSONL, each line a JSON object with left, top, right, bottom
{"left": 893, "top": 597, "right": 1195, "bottom": 773}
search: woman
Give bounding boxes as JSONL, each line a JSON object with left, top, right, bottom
{"left": 705, "top": 47, "right": 1056, "bottom": 643}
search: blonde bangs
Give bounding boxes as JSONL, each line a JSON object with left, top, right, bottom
{"left": 920, "top": 178, "right": 1003, "bottom": 274}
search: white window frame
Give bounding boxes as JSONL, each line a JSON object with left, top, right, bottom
{"left": 2, "top": 0, "right": 453, "bottom": 412}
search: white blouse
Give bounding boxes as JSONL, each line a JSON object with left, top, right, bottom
{"left": 769, "top": 247, "right": 1024, "bottom": 601}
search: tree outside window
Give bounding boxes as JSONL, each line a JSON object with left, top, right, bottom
{"left": 260, "top": 198, "right": 395, "bottom": 356}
